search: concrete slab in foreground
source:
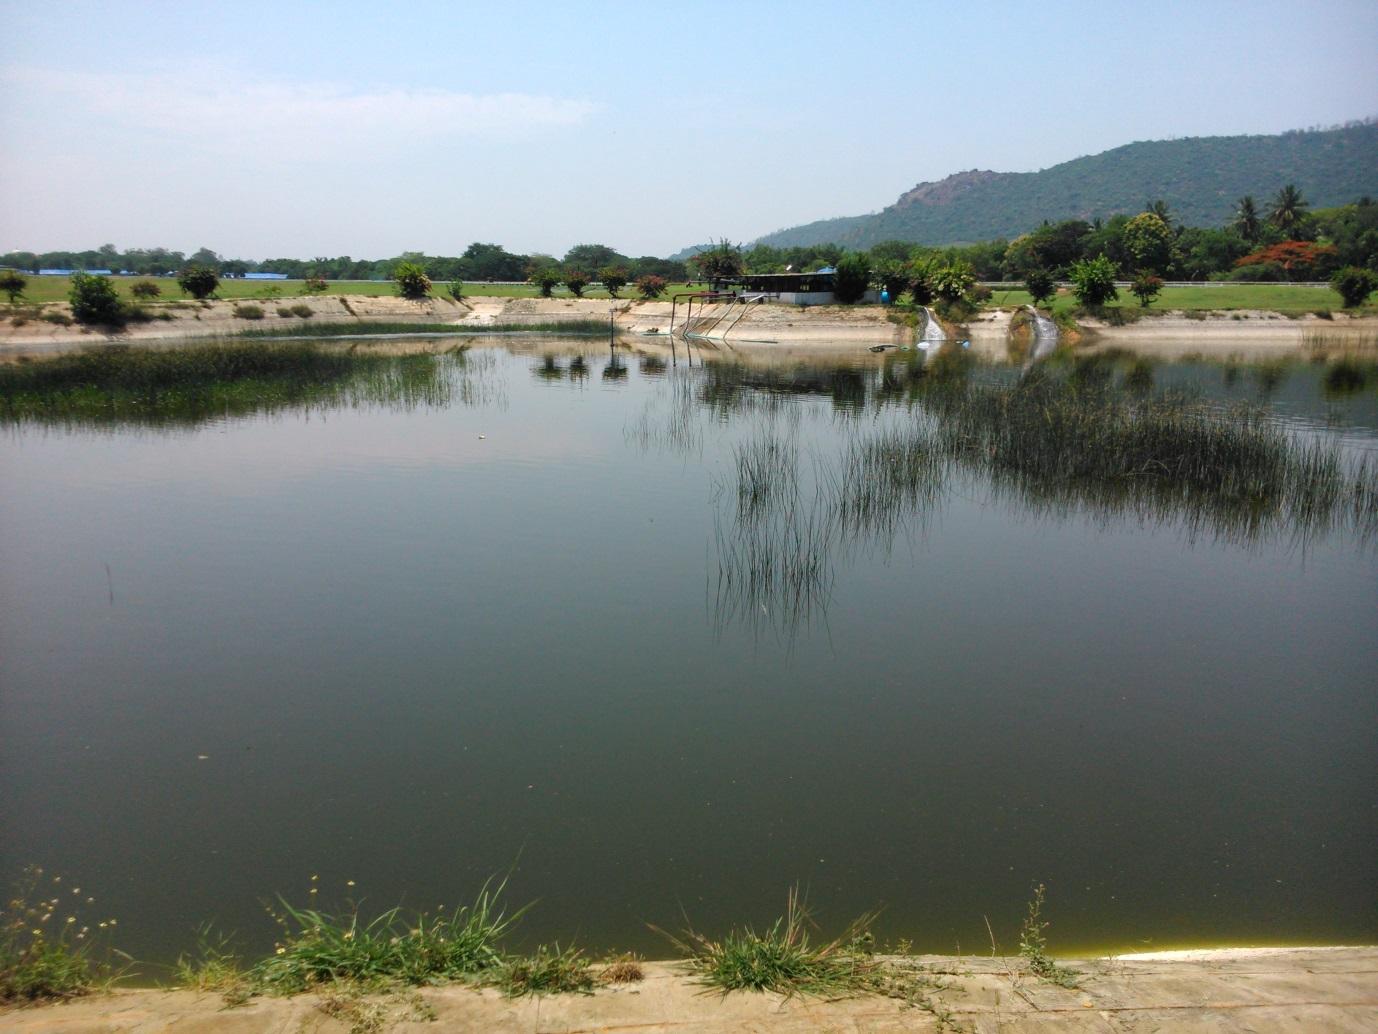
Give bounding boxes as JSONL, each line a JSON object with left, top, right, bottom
{"left": 2, "top": 947, "right": 1375, "bottom": 1033}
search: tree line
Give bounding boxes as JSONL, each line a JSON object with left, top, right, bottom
{"left": 0, "top": 242, "right": 692, "bottom": 285}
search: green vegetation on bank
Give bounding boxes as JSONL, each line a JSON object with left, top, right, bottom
{"left": 6, "top": 868, "right": 1077, "bottom": 1031}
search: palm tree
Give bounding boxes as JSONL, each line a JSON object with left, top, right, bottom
{"left": 1146, "top": 199, "right": 1173, "bottom": 228}
{"left": 1268, "top": 184, "right": 1309, "bottom": 237}
{"left": 1234, "top": 196, "right": 1261, "bottom": 243}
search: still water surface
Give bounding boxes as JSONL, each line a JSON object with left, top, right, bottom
{"left": 2, "top": 338, "right": 1375, "bottom": 965}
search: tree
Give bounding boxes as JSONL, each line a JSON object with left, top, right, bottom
{"left": 831, "top": 252, "right": 872, "bottom": 304}
{"left": 448, "top": 280, "right": 465, "bottom": 301}
{"left": 1234, "top": 196, "right": 1262, "bottom": 243}
{"left": 1025, "top": 269, "right": 1056, "bottom": 307}
{"left": 930, "top": 258, "right": 975, "bottom": 303}
{"left": 1268, "top": 184, "right": 1309, "bottom": 236}
{"left": 635, "top": 274, "right": 666, "bottom": 299}
{"left": 186, "top": 247, "right": 222, "bottom": 271}
{"left": 908, "top": 256, "right": 937, "bottom": 306}
{"left": 457, "top": 242, "right": 528, "bottom": 281}
{"left": 304, "top": 276, "right": 329, "bottom": 294}
{"left": 1130, "top": 271, "right": 1164, "bottom": 307}
{"left": 872, "top": 258, "right": 910, "bottom": 301}
{"left": 1069, "top": 255, "right": 1119, "bottom": 307}
{"left": 1145, "top": 199, "right": 1173, "bottom": 228}
{"left": 688, "top": 238, "right": 743, "bottom": 287}
{"left": 69, "top": 272, "right": 125, "bottom": 325}
{"left": 563, "top": 244, "right": 627, "bottom": 271}
{"left": 0, "top": 270, "right": 26, "bottom": 303}
{"left": 1121, "top": 212, "right": 1174, "bottom": 274}
{"left": 562, "top": 271, "right": 589, "bottom": 298}
{"left": 1234, "top": 240, "right": 1338, "bottom": 280}
{"left": 177, "top": 266, "right": 220, "bottom": 299}
{"left": 130, "top": 279, "right": 161, "bottom": 300}
{"left": 1331, "top": 266, "right": 1377, "bottom": 307}
{"left": 392, "top": 261, "right": 432, "bottom": 299}
{"left": 597, "top": 265, "right": 629, "bottom": 298}
{"left": 532, "top": 268, "right": 561, "bottom": 298}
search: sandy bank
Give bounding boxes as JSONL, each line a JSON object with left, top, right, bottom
{"left": 2, "top": 946, "right": 1374, "bottom": 1032}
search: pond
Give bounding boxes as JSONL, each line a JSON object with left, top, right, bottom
{"left": 1, "top": 336, "right": 1375, "bottom": 969}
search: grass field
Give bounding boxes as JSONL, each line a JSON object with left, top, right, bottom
{"left": 4, "top": 277, "right": 703, "bottom": 306}
{"left": 4, "top": 277, "right": 1371, "bottom": 314}
{"left": 985, "top": 284, "right": 1364, "bottom": 314}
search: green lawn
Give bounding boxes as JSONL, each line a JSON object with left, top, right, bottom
{"left": 5, "top": 276, "right": 1368, "bottom": 314}
{"left": 5, "top": 276, "right": 704, "bottom": 306}
{"left": 985, "top": 284, "right": 1359, "bottom": 314}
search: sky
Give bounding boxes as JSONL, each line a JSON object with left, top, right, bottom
{"left": 2, "top": 0, "right": 1376, "bottom": 260}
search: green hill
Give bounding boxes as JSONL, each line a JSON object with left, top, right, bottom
{"left": 754, "top": 121, "right": 1378, "bottom": 249}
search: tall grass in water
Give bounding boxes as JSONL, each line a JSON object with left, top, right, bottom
{"left": 714, "top": 363, "right": 1378, "bottom": 636}
{"left": 235, "top": 319, "right": 611, "bottom": 339}
{"left": 0, "top": 342, "right": 489, "bottom": 429}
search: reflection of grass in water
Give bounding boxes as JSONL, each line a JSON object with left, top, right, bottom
{"left": 626, "top": 370, "right": 702, "bottom": 457}
{"left": 0, "top": 341, "right": 499, "bottom": 428}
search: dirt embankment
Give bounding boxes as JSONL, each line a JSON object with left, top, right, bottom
{"left": 3, "top": 295, "right": 1377, "bottom": 359}
{"left": 1, "top": 947, "right": 1374, "bottom": 1033}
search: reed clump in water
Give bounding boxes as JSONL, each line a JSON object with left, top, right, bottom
{"left": 0, "top": 341, "right": 467, "bottom": 428}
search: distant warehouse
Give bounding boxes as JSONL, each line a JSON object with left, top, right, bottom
{"left": 242, "top": 272, "right": 289, "bottom": 280}
{"left": 39, "top": 268, "right": 112, "bottom": 276}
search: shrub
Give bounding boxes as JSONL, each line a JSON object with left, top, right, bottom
{"left": 1025, "top": 269, "right": 1056, "bottom": 306}
{"left": 597, "top": 266, "right": 629, "bottom": 298}
{"left": 1069, "top": 255, "right": 1119, "bottom": 307}
{"left": 1130, "top": 272, "right": 1164, "bottom": 307}
{"left": 1, "top": 270, "right": 28, "bottom": 304}
{"left": 42, "top": 311, "right": 74, "bottom": 327}
{"left": 635, "top": 274, "right": 666, "bottom": 299}
{"left": 304, "top": 276, "right": 329, "bottom": 295}
{"left": 290, "top": 304, "right": 313, "bottom": 318}
{"left": 1331, "top": 266, "right": 1377, "bottom": 307}
{"left": 532, "top": 268, "right": 561, "bottom": 298}
{"left": 969, "top": 283, "right": 992, "bottom": 304}
{"left": 69, "top": 273, "right": 125, "bottom": 325}
{"left": 1227, "top": 261, "right": 1288, "bottom": 282}
{"left": 448, "top": 280, "right": 465, "bottom": 302}
{"left": 130, "top": 279, "right": 162, "bottom": 300}
{"left": 563, "top": 271, "right": 590, "bottom": 298}
{"left": 931, "top": 259, "right": 975, "bottom": 303}
{"left": 276, "top": 306, "right": 294, "bottom": 318}
{"left": 177, "top": 266, "right": 220, "bottom": 300}
{"left": 393, "top": 262, "right": 432, "bottom": 299}
{"left": 232, "top": 304, "right": 264, "bottom": 320}
{"left": 831, "top": 252, "right": 872, "bottom": 304}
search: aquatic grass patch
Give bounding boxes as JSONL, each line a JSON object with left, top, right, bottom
{"left": 655, "top": 888, "right": 879, "bottom": 998}
{"left": 491, "top": 944, "right": 595, "bottom": 997}
{"left": 0, "top": 341, "right": 475, "bottom": 428}
{"left": 1, "top": 867, "right": 126, "bottom": 1004}
{"left": 251, "top": 878, "right": 526, "bottom": 995}
{"left": 234, "top": 319, "right": 611, "bottom": 340}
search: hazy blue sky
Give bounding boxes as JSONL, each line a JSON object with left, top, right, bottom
{"left": 2, "top": 0, "right": 1375, "bottom": 259}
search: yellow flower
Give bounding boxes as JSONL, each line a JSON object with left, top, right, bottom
{"left": 346, "top": 881, "right": 355, "bottom": 887}
{"left": 276, "top": 947, "right": 286, "bottom": 955}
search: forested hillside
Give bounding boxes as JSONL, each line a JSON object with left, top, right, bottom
{"left": 756, "top": 121, "right": 1378, "bottom": 248}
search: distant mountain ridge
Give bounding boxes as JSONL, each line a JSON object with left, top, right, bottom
{"left": 752, "top": 122, "right": 1378, "bottom": 250}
